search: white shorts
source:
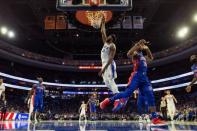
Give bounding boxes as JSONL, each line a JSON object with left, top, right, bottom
{"left": 167, "top": 103, "right": 176, "bottom": 115}
{"left": 102, "top": 61, "right": 119, "bottom": 94}
{"left": 102, "top": 61, "right": 117, "bottom": 80}
{"left": 80, "top": 109, "right": 86, "bottom": 116}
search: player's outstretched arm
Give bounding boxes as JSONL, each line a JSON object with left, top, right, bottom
{"left": 100, "top": 16, "right": 107, "bottom": 44}
{"left": 99, "top": 44, "right": 116, "bottom": 76}
{"left": 127, "top": 43, "right": 140, "bottom": 58}
{"left": 186, "top": 77, "right": 197, "bottom": 92}
{"left": 143, "top": 45, "right": 154, "bottom": 61}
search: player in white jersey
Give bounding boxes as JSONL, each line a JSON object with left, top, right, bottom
{"left": 99, "top": 16, "right": 125, "bottom": 111}
{"left": 0, "top": 79, "right": 5, "bottom": 101}
{"left": 164, "top": 90, "right": 177, "bottom": 121}
{"left": 79, "top": 101, "right": 87, "bottom": 121}
{"left": 27, "top": 92, "right": 34, "bottom": 122}
{"left": 99, "top": 16, "right": 118, "bottom": 94}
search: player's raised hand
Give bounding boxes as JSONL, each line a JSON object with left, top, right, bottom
{"left": 186, "top": 85, "right": 191, "bottom": 93}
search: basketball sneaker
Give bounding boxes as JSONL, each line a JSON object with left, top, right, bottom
{"left": 100, "top": 98, "right": 110, "bottom": 109}
{"left": 112, "top": 100, "right": 123, "bottom": 112}
{"left": 151, "top": 118, "right": 167, "bottom": 126}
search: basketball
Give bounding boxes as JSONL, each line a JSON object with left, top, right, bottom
{"left": 89, "top": 0, "right": 100, "bottom": 7}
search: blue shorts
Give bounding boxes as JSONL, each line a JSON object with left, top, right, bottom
{"left": 110, "top": 72, "right": 155, "bottom": 107}
{"left": 33, "top": 95, "right": 44, "bottom": 112}
{"left": 89, "top": 104, "right": 96, "bottom": 113}
{"left": 137, "top": 93, "right": 149, "bottom": 114}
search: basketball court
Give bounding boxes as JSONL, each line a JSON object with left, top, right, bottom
{"left": 0, "top": 121, "right": 197, "bottom": 130}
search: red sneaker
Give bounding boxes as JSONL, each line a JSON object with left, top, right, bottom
{"left": 100, "top": 98, "right": 110, "bottom": 109}
{"left": 151, "top": 118, "right": 167, "bottom": 126}
{"left": 112, "top": 100, "right": 122, "bottom": 112}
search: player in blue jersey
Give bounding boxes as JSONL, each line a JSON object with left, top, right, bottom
{"left": 87, "top": 94, "right": 98, "bottom": 120}
{"left": 27, "top": 77, "right": 45, "bottom": 122}
{"left": 186, "top": 55, "right": 197, "bottom": 92}
{"left": 100, "top": 39, "right": 165, "bottom": 125}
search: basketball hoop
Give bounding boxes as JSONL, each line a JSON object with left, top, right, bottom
{"left": 86, "top": 11, "right": 106, "bottom": 29}
{"left": 75, "top": 10, "right": 113, "bottom": 28}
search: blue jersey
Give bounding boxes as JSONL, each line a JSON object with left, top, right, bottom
{"left": 89, "top": 98, "right": 97, "bottom": 106}
{"left": 33, "top": 83, "right": 45, "bottom": 97}
{"left": 33, "top": 83, "right": 45, "bottom": 112}
{"left": 132, "top": 52, "right": 147, "bottom": 73}
{"left": 191, "top": 64, "right": 197, "bottom": 78}
{"left": 88, "top": 97, "right": 97, "bottom": 113}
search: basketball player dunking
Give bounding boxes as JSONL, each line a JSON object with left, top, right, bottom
{"left": 99, "top": 16, "right": 125, "bottom": 111}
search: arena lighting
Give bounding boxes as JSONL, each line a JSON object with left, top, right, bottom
{"left": 177, "top": 26, "right": 189, "bottom": 38}
{"left": 0, "top": 26, "right": 8, "bottom": 35}
{"left": 8, "top": 31, "right": 15, "bottom": 38}
{"left": 193, "top": 14, "right": 197, "bottom": 22}
{"left": 0, "top": 71, "right": 194, "bottom": 87}
{"left": 151, "top": 72, "right": 193, "bottom": 83}
{"left": 4, "top": 82, "right": 196, "bottom": 93}
{"left": 63, "top": 91, "right": 113, "bottom": 95}
{"left": 78, "top": 66, "right": 102, "bottom": 69}
{"left": 4, "top": 83, "right": 30, "bottom": 91}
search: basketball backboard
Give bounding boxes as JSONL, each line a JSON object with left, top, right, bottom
{"left": 56, "top": 0, "right": 132, "bottom": 11}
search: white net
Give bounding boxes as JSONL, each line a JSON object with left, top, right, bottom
{"left": 86, "top": 11, "right": 107, "bottom": 29}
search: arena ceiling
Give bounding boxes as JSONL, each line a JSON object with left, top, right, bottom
{"left": 0, "top": 0, "right": 197, "bottom": 59}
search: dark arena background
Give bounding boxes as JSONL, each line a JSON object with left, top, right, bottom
{"left": 0, "top": 0, "right": 196, "bottom": 130}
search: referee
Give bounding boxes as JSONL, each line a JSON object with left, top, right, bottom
{"left": 160, "top": 97, "right": 167, "bottom": 120}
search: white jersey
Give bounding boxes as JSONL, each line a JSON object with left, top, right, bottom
{"left": 28, "top": 95, "right": 34, "bottom": 114}
{"left": 165, "top": 94, "right": 175, "bottom": 105}
{"left": 101, "top": 43, "right": 117, "bottom": 79}
{"left": 101, "top": 43, "right": 114, "bottom": 64}
{"left": 0, "top": 83, "right": 5, "bottom": 97}
{"left": 80, "top": 104, "right": 86, "bottom": 116}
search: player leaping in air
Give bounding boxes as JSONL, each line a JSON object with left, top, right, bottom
{"left": 98, "top": 16, "right": 127, "bottom": 112}
{"left": 186, "top": 54, "right": 197, "bottom": 93}
{"left": 100, "top": 39, "right": 166, "bottom": 125}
